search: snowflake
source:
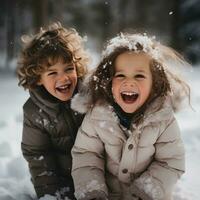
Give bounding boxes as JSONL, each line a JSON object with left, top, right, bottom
{"left": 33, "top": 155, "right": 44, "bottom": 161}
{"left": 99, "top": 121, "right": 106, "bottom": 128}
{"left": 109, "top": 127, "right": 114, "bottom": 132}
{"left": 38, "top": 171, "right": 54, "bottom": 177}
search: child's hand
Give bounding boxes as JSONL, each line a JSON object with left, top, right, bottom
{"left": 90, "top": 197, "right": 108, "bottom": 200}
{"left": 130, "top": 182, "right": 153, "bottom": 200}
{"left": 83, "top": 190, "right": 108, "bottom": 200}
{"left": 90, "top": 198, "right": 108, "bottom": 200}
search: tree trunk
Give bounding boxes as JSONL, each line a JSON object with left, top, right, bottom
{"left": 32, "top": 0, "right": 48, "bottom": 31}
{"left": 134, "top": 0, "right": 148, "bottom": 29}
{"left": 118, "top": 0, "right": 129, "bottom": 31}
{"left": 5, "top": 0, "right": 15, "bottom": 71}
{"left": 170, "top": 0, "right": 181, "bottom": 50}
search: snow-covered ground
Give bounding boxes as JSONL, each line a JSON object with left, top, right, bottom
{"left": 0, "top": 66, "right": 199, "bottom": 200}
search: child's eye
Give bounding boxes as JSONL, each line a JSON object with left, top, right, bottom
{"left": 47, "top": 72, "right": 56, "bottom": 76}
{"left": 135, "top": 74, "right": 145, "bottom": 79}
{"left": 65, "top": 66, "right": 75, "bottom": 72}
{"left": 114, "top": 74, "right": 125, "bottom": 78}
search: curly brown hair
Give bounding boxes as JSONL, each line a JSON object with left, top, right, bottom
{"left": 17, "top": 22, "right": 89, "bottom": 90}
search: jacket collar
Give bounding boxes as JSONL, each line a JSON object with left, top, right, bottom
{"left": 87, "top": 97, "right": 173, "bottom": 129}
{"left": 30, "top": 86, "right": 70, "bottom": 117}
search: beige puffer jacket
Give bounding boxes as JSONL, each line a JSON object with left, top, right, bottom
{"left": 71, "top": 97, "right": 185, "bottom": 200}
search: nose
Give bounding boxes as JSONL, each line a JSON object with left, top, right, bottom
{"left": 58, "top": 72, "right": 69, "bottom": 82}
{"left": 123, "top": 78, "right": 135, "bottom": 87}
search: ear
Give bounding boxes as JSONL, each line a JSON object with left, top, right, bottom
{"left": 37, "top": 79, "right": 43, "bottom": 86}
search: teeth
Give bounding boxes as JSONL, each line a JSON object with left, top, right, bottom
{"left": 59, "top": 85, "right": 68, "bottom": 89}
{"left": 56, "top": 84, "right": 70, "bottom": 89}
{"left": 121, "top": 92, "right": 137, "bottom": 96}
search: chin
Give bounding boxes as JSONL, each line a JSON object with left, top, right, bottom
{"left": 121, "top": 106, "right": 137, "bottom": 113}
{"left": 56, "top": 95, "right": 70, "bottom": 102}
{"left": 63, "top": 96, "right": 71, "bottom": 101}
{"left": 124, "top": 110, "right": 135, "bottom": 113}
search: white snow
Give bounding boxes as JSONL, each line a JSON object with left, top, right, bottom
{"left": 75, "top": 180, "right": 105, "bottom": 200}
{"left": 99, "top": 121, "right": 106, "bottom": 128}
{"left": 135, "top": 175, "right": 164, "bottom": 199}
{"left": 33, "top": 155, "right": 44, "bottom": 161}
{"left": 102, "top": 33, "right": 160, "bottom": 60}
{"left": 0, "top": 66, "right": 200, "bottom": 199}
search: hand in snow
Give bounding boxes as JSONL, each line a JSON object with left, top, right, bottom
{"left": 85, "top": 190, "right": 108, "bottom": 200}
{"left": 90, "top": 198, "right": 108, "bottom": 200}
{"left": 130, "top": 182, "right": 153, "bottom": 200}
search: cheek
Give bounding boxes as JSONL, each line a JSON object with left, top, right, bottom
{"left": 69, "top": 72, "right": 78, "bottom": 83}
{"left": 37, "top": 75, "right": 49, "bottom": 86}
{"left": 142, "top": 81, "right": 152, "bottom": 98}
{"left": 112, "top": 80, "right": 120, "bottom": 98}
{"left": 147, "top": 79, "right": 153, "bottom": 94}
{"left": 73, "top": 75, "right": 78, "bottom": 85}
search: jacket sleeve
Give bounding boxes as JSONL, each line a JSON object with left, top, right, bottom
{"left": 71, "top": 114, "right": 108, "bottom": 200}
{"left": 131, "top": 117, "right": 185, "bottom": 200}
{"left": 21, "top": 110, "right": 61, "bottom": 198}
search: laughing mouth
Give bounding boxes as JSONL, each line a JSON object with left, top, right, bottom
{"left": 121, "top": 91, "right": 139, "bottom": 103}
{"left": 56, "top": 83, "right": 71, "bottom": 93}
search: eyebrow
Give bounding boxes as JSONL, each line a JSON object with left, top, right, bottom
{"left": 46, "top": 68, "right": 56, "bottom": 72}
{"left": 66, "top": 62, "right": 74, "bottom": 66}
{"left": 135, "top": 69, "right": 146, "bottom": 73}
{"left": 47, "top": 63, "right": 74, "bottom": 71}
{"left": 115, "top": 69, "right": 146, "bottom": 73}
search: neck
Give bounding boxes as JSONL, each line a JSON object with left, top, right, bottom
{"left": 113, "top": 102, "right": 147, "bottom": 129}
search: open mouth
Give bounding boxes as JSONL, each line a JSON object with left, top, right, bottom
{"left": 56, "top": 83, "right": 71, "bottom": 93}
{"left": 120, "top": 91, "right": 139, "bottom": 103}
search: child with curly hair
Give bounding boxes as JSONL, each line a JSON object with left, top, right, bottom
{"left": 17, "top": 22, "right": 89, "bottom": 199}
{"left": 71, "top": 33, "right": 190, "bottom": 200}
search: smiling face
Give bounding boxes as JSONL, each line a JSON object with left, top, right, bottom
{"left": 38, "top": 60, "right": 78, "bottom": 101}
{"left": 112, "top": 52, "right": 152, "bottom": 113}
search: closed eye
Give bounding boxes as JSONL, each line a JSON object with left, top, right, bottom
{"left": 135, "top": 74, "right": 146, "bottom": 79}
{"left": 47, "top": 71, "right": 57, "bottom": 76}
{"left": 114, "top": 74, "right": 125, "bottom": 78}
{"left": 65, "top": 66, "right": 75, "bottom": 72}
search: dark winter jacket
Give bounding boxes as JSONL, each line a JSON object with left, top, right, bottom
{"left": 21, "top": 86, "right": 84, "bottom": 199}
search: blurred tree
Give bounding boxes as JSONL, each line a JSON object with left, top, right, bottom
{"left": 179, "top": 0, "right": 200, "bottom": 64}
{"left": 63, "top": 0, "right": 87, "bottom": 32}
{"left": 90, "top": 1, "right": 112, "bottom": 41}
{"left": 0, "top": 0, "right": 199, "bottom": 73}
{"left": 32, "top": 0, "right": 48, "bottom": 30}
{"left": 5, "top": 0, "right": 16, "bottom": 71}
{"left": 118, "top": 0, "right": 129, "bottom": 30}
{"left": 134, "top": 0, "right": 149, "bottom": 29}
{"left": 0, "top": 0, "right": 6, "bottom": 70}
{"left": 49, "top": 0, "right": 64, "bottom": 23}
{"left": 170, "top": 0, "right": 181, "bottom": 50}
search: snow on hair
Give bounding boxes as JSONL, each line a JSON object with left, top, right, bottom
{"left": 102, "top": 33, "right": 160, "bottom": 60}
{"left": 102, "top": 32, "right": 191, "bottom": 72}
{"left": 98, "top": 32, "right": 191, "bottom": 112}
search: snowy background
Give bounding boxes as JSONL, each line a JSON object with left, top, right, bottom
{"left": 0, "top": 0, "right": 199, "bottom": 199}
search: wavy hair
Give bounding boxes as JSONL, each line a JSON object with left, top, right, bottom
{"left": 88, "top": 33, "right": 191, "bottom": 121}
{"left": 17, "top": 22, "right": 89, "bottom": 90}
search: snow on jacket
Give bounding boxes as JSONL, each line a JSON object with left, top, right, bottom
{"left": 21, "top": 85, "right": 84, "bottom": 199}
{"left": 71, "top": 94, "right": 185, "bottom": 200}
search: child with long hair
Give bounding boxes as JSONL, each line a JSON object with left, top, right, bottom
{"left": 71, "top": 33, "right": 190, "bottom": 200}
{"left": 17, "top": 22, "right": 89, "bottom": 199}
